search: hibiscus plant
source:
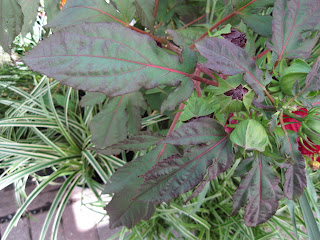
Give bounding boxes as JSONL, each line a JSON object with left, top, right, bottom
{"left": 2, "top": 0, "right": 320, "bottom": 235}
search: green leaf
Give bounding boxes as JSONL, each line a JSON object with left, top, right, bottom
{"left": 230, "top": 119, "right": 269, "bottom": 152}
{"left": 240, "top": 15, "right": 272, "bottom": 38}
{"left": 94, "top": 130, "right": 163, "bottom": 155}
{"left": 90, "top": 92, "right": 146, "bottom": 149}
{"left": 17, "top": 0, "right": 39, "bottom": 37}
{"left": 80, "top": 92, "right": 106, "bottom": 107}
{"left": 231, "top": 154, "right": 283, "bottom": 227}
{"left": 268, "top": 0, "right": 320, "bottom": 60}
{"left": 0, "top": 0, "right": 23, "bottom": 53}
{"left": 135, "top": 0, "right": 155, "bottom": 31}
{"left": 196, "top": 37, "right": 267, "bottom": 102}
{"left": 104, "top": 144, "right": 179, "bottom": 228}
{"left": 23, "top": 22, "right": 193, "bottom": 106}
{"left": 278, "top": 132, "right": 307, "bottom": 199}
{"left": 46, "top": 0, "right": 129, "bottom": 28}
{"left": 44, "top": 0, "right": 61, "bottom": 23}
{"left": 176, "top": 27, "right": 207, "bottom": 47}
{"left": 134, "top": 133, "right": 232, "bottom": 203}
{"left": 161, "top": 117, "right": 227, "bottom": 146}
{"left": 111, "top": 0, "right": 135, "bottom": 23}
{"left": 179, "top": 95, "right": 216, "bottom": 122}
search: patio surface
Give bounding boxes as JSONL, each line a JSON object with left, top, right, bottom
{"left": 0, "top": 183, "right": 122, "bottom": 240}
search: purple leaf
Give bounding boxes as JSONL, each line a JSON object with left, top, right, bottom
{"left": 104, "top": 144, "right": 179, "bottom": 228}
{"left": 196, "top": 37, "right": 266, "bottom": 102}
{"left": 161, "top": 118, "right": 226, "bottom": 146}
{"left": 299, "top": 57, "right": 320, "bottom": 95}
{"left": 231, "top": 155, "right": 283, "bottom": 227}
{"left": 268, "top": 0, "right": 320, "bottom": 60}
{"left": 80, "top": 92, "right": 106, "bottom": 107}
{"left": 23, "top": 22, "right": 194, "bottom": 110}
{"left": 90, "top": 92, "right": 146, "bottom": 149}
{"left": 222, "top": 28, "right": 247, "bottom": 48}
{"left": 94, "top": 130, "right": 163, "bottom": 155}
{"left": 134, "top": 135, "right": 233, "bottom": 204}
{"left": 47, "top": 0, "right": 134, "bottom": 28}
{"left": 278, "top": 133, "right": 307, "bottom": 199}
{"left": 17, "top": 0, "right": 39, "bottom": 37}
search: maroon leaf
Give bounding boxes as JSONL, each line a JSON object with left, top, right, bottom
{"left": 278, "top": 133, "right": 307, "bottom": 199}
{"left": 231, "top": 155, "right": 283, "bottom": 227}
{"left": 268, "top": 0, "right": 320, "bottom": 60}
{"left": 23, "top": 22, "right": 194, "bottom": 108}
{"left": 134, "top": 135, "right": 233, "bottom": 204}
{"left": 221, "top": 28, "right": 247, "bottom": 49}
{"left": 104, "top": 144, "right": 179, "bottom": 228}
{"left": 196, "top": 37, "right": 266, "bottom": 102}
{"left": 161, "top": 118, "right": 227, "bottom": 146}
{"left": 299, "top": 57, "right": 320, "bottom": 96}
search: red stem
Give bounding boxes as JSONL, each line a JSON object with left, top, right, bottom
{"left": 190, "top": 0, "right": 257, "bottom": 49}
{"left": 253, "top": 49, "right": 271, "bottom": 60}
{"left": 154, "top": 0, "right": 159, "bottom": 19}
{"left": 167, "top": 103, "right": 185, "bottom": 136}
{"left": 194, "top": 68, "right": 202, "bottom": 97}
{"left": 178, "top": 13, "right": 206, "bottom": 30}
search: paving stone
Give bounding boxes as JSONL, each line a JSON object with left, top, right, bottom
{"left": 0, "top": 188, "right": 20, "bottom": 218}
{"left": 29, "top": 211, "right": 65, "bottom": 240}
{"left": 96, "top": 217, "right": 122, "bottom": 240}
{"left": 0, "top": 218, "right": 31, "bottom": 240}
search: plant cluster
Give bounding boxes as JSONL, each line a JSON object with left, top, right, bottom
{"left": 1, "top": 0, "right": 320, "bottom": 238}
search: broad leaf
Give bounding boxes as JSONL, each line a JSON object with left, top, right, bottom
{"left": 23, "top": 22, "right": 194, "bottom": 105}
{"left": 46, "top": 0, "right": 129, "bottom": 28}
{"left": 161, "top": 118, "right": 226, "bottom": 146}
{"left": 240, "top": 15, "right": 272, "bottom": 38}
{"left": 299, "top": 57, "right": 320, "bottom": 96}
{"left": 135, "top": 0, "right": 155, "bottom": 31}
{"left": 44, "top": 0, "right": 61, "bottom": 23}
{"left": 0, "top": 0, "right": 23, "bottom": 53}
{"left": 231, "top": 154, "right": 283, "bottom": 227}
{"left": 268, "top": 0, "right": 320, "bottom": 60}
{"left": 104, "top": 144, "right": 179, "bottom": 228}
{"left": 90, "top": 92, "right": 146, "bottom": 149}
{"left": 196, "top": 37, "right": 266, "bottom": 102}
{"left": 111, "top": 0, "right": 135, "bottom": 24}
{"left": 278, "top": 132, "right": 307, "bottom": 199}
{"left": 17, "top": 0, "right": 39, "bottom": 37}
{"left": 80, "top": 92, "right": 106, "bottom": 107}
{"left": 134, "top": 133, "right": 232, "bottom": 203}
{"left": 95, "top": 130, "right": 163, "bottom": 155}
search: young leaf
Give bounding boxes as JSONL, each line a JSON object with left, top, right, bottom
{"left": 278, "top": 132, "right": 307, "bottom": 199}
{"left": 17, "top": 0, "right": 39, "bottom": 37}
{"left": 94, "top": 130, "right": 163, "bottom": 155}
{"left": 240, "top": 15, "right": 272, "bottom": 38}
{"left": 0, "top": 0, "right": 23, "bottom": 53}
{"left": 161, "top": 118, "right": 226, "bottom": 146}
{"left": 135, "top": 0, "right": 155, "bottom": 31}
{"left": 80, "top": 92, "right": 106, "bottom": 107}
{"left": 268, "top": 0, "right": 320, "bottom": 60}
{"left": 231, "top": 154, "right": 283, "bottom": 227}
{"left": 104, "top": 144, "right": 179, "bottom": 228}
{"left": 90, "top": 92, "right": 146, "bottom": 149}
{"left": 196, "top": 37, "right": 266, "bottom": 102}
{"left": 134, "top": 134, "right": 232, "bottom": 203}
{"left": 46, "top": 0, "right": 130, "bottom": 28}
{"left": 23, "top": 22, "right": 194, "bottom": 106}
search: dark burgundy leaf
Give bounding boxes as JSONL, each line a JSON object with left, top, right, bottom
{"left": 231, "top": 154, "right": 283, "bottom": 227}
{"left": 222, "top": 28, "right": 247, "bottom": 49}
{"left": 224, "top": 84, "right": 249, "bottom": 100}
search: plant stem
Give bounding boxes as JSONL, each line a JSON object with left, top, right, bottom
{"left": 167, "top": 103, "right": 185, "bottom": 136}
{"left": 194, "top": 67, "right": 202, "bottom": 97}
{"left": 154, "top": 0, "right": 159, "bottom": 19}
{"left": 191, "top": 75, "right": 218, "bottom": 87}
{"left": 253, "top": 49, "right": 271, "bottom": 60}
{"left": 177, "top": 13, "right": 206, "bottom": 30}
{"left": 190, "top": 0, "right": 257, "bottom": 49}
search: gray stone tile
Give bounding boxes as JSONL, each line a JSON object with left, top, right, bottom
{"left": 96, "top": 218, "right": 122, "bottom": 240}
{"left": 0, "top": 218, "right": 31, "bottom": 240}
{"left": 29, "top": 211, "right": 65, "bottom": 240}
